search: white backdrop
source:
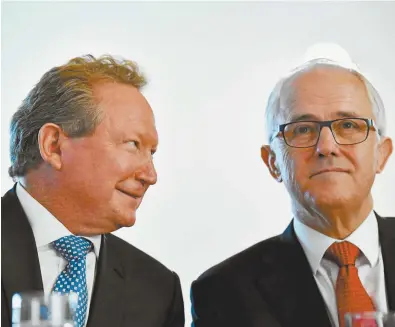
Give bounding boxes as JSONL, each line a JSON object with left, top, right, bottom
{"left": 2, "top": 2, "right": 395, "bottom": 325}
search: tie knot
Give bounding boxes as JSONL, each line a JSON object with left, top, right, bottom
{"left": 325, "top": 241, "right": 360, "bottom": 267}
{"left": 52, "top": 235, "right": 92, "bottom": 261}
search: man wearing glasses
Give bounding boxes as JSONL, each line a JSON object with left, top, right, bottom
{"left": 191, "top": 58, "right": 395, "bottom": 327}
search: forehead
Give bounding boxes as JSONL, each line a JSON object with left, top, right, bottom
{"left": 92, "top": 82, "right": 158, "bottom": 142}
{"left": 280, "top": 66, "right": 373, "bottom": 121}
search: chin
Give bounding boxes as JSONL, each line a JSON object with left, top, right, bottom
{"left": 118, "top": 212, "right": 137, "bottom": 228}
{"left": 307, "top": 191, "right": 351, "bottom": 209}
{"left": 109, "top": 205, "right": 137, "bottom": 230}
{"left": 123, "top": 218, "right": 136, "bottom": 228}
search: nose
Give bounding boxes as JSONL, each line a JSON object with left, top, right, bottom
{"left": 135, "top": 158, "right": 157, "bottom": 186}
{"left": 315, "top": 126, "right": 340, "bottom": 157}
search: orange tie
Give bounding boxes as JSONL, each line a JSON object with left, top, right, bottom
{"left": 325, "top": 241, "right": 376, "bottom": 327}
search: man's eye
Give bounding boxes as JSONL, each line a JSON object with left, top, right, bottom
{"left": 126, "top": 141, "right": 138, "bottom": 149}
{"left": 295, "top": 125, "right": 312, "bottom": 134}
{"left": 341, "top": 122, "right": 356, "bottom": 129}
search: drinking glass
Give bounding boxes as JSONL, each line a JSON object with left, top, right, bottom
{"left": 345, "top": 312, "right": 395, "bottom": 327}
{"left": 12, "top": 292, "right": 78, "bottom": 327}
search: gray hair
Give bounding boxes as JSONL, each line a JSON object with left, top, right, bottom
{"left": 9, "top": 54, "right": 147, "bottom": 178}
{"left": 265, "top": 58, "right": 387, "bottom": 143}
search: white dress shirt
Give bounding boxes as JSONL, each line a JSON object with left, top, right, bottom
{"left": 293, "top": 211, "right": 388, "bottom": 327}
{"left": 16, "top": 183, "right": 101, "bottom": 326}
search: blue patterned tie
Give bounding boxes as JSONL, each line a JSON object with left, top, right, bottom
{"left": 52, "top": 235, "right": 92, "bottom": 327}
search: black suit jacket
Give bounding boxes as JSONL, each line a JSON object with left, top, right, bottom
{"left": 191, "top": 214, "right": 395, "bottom": 327}
{"left": 1, "top": 186, "right": 185, "bottom": 327}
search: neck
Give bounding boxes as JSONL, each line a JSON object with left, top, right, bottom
{"left": 292, "top": 195, "right": 374, "bottom": 239}
{"left": 20, "top": 171, "right": 88, "bottom": 235}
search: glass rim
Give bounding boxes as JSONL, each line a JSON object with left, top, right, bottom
{"left": 283, "top": 134, "right": 369, "bottom": 148}
{"left": 269, "top": 117, "right": 378, "bottom": 147}
{"left": 279, "top": 117, "right": 373, "bottom": 129}
{"left": 345, "top": 311, "right": 395, "bottom": 319}
{"left": 281, "top": 118, "right": 371, "bottom": 148}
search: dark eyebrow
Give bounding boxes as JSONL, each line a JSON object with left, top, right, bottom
{"left": 289, "top": 111, "right": 362, "bottom": 122}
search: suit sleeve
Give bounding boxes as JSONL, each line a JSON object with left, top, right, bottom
{"left": 2, "top": 281, "right": 11, "bottom": 327}
{"left": 190, "top": 276, "right": 249, "bottom": 327}
{"left": 164, "top": 272, "right": 185, "bottom": 327}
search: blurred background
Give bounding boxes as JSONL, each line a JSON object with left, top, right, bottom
{"left": 2, "top": 1, "right": 395, "bottom": 324}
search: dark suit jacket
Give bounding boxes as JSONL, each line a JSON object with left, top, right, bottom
{"left": 1, "top": 186, "right": 185, "bottom": 327}
{"left": 191, "top": 214, "right": 395, "bottom": 327}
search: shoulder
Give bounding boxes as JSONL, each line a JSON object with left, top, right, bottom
{"left": 376, "top": 212, "right": 395, "bottom": 229}
{"left": 2, "top": 186, "right": 31, "bottom": 236}
{"left": 2, "top": 186, "right": 19, "bottom": 213}
{"left": 190, "top": 233, "right": 289, "bottom": 324}
{"left": 195, "top": 234, "right": 284, "bottom": 284}
{"left": 103, "top": 234, "right": 181, "bottom": 306}
{"left": 379, "top": 215, "right": 395, "bottom": 221}
{"left": 104, "top": 233, "right": 178, "bottom": 281}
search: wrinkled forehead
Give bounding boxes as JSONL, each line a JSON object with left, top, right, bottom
{"left": 277, "top": 65, "right": 372, "bottom": 122}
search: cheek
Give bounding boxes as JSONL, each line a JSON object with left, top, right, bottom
{"left": 280, "top": 150, "right": 295, "bottom": 181}
{"left": 63, "top": 146, "right": 125, "bottom": 184}
{"left": 344, "top": 142, "right": 377, "bottom": 173}
{"left": 95, "top": 151, "right": 135, "bottom": 185}
{"left": 350, "top": 149, "right": 377, "bottom": 183}
{"left": 278, "top": 146, "right": 308, "bottom": 184}
{"left": 113, "top": 152, "right": 139, "bottom": 178}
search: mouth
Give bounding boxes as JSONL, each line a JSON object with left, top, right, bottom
{"left": 310, "top": 168, "right": 350, "bottom": 178}
{"left": 116, "top": 188, "right": 143, "bottom": 200}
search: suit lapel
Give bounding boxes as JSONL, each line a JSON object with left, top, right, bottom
{"left": 376, "top": 214, "right": 395, "bottom": 311}
{"left": 256, "top": 221, "right": 332, "bottom": 327}
{"left": 1, "top": 186, "right": 44, "bottom": 317}
{"left": 86, "top": 234, "right": 125, "bottom": 327}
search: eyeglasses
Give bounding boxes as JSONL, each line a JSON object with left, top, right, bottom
{"left": 271, "top": 118, "right": 378, "bottom": 148}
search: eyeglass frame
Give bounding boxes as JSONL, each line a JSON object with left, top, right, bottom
{"left": 270, "top": 117, "right": 379, "bottom": 148}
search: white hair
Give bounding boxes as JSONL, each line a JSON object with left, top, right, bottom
{"left": 265, "top": 58, "right": 387, "bottom": 143}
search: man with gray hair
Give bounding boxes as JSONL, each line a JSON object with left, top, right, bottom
{"left": 2, "top": 55, "right": 184, "bottom": 327}
{"left": 191, "top": 56, "right": 395, "bottom": 327}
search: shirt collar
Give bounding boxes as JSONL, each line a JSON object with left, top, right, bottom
{"left": 16, "top": 183, "right": 101, "bottom": 256}
{"left": 293, "top": 210, "right": 379, "bottom": 274}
